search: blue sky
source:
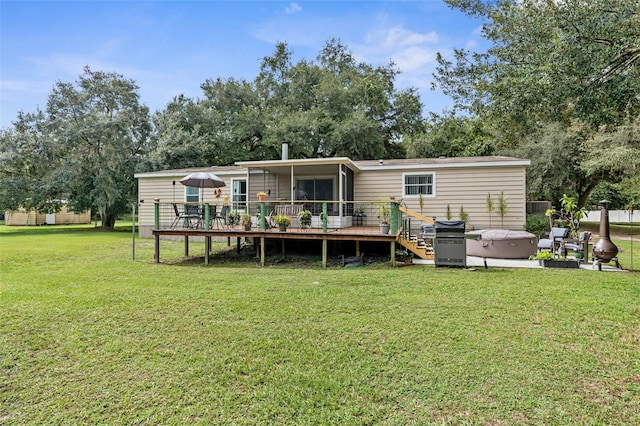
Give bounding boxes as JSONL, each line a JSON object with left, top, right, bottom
{"left": 1, "top": 1, "right": 486, "bottom": 129}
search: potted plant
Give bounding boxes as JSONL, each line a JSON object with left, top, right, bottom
{"left": 353, "top": 205, "right": 367, "bottom": 226}
{"left": 378, "top": 200, "right": 390, "bottom": 234}
{"left": 257, "top": 191, "right": 267, "bottom": 202}
{"left": 227, "top": 210, "right": 240, "bottom": 226}
{"left": 545, "top": 194, "right": 587, "bottom": 238}
{"left": 241, "top": 213, "right": 252, "bottom": 231}
{"left": 530, "top": 251, "right": 580, "bottom": 269}
{"left": 274, "top": 214, "right": 291, "bottom": 232}
{"left": 297, "top": 209, "right": 312, "bottom": 229}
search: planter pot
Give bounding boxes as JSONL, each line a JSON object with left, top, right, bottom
{"left": 380, "top": 224, "right": 390, "bottom": 234}
{"left": 244, "top": 224, "right": 251, "bottom": 231}
{"left": 278, "top": 224, "right": 288, "bottom": 232}
{"left": 258, "top": 194, "right": 266, "bottom": 202}
{"left": 539, "top": 259, "right": 580, "bottom": 269}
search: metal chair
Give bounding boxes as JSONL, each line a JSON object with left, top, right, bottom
{"left": 212, "top": 205, "right": 228, "bottom": 228}
{"left": 171, "top": 204, "right": 201, "bottom": 229}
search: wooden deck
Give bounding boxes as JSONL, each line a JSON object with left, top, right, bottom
{"left": 152, "top": 225, "right": 403, "bottom": 266}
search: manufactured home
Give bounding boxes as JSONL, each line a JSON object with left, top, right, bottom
{"left": 135, "top": 155, "right": 530, "bottom": 239}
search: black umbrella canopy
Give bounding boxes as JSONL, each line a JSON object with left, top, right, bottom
{"left": 179, "top": 172, "right": 226, "bottom": 188}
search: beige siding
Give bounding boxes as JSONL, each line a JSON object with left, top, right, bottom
{"left": 54, "top": 209, "right": 91, "bottom": 224}
{"left": 4, "top": 206, "right": 90, "bottom": 226}
{"left": 137, "top": 171, "right": 247, "bottom": 237}
{"left": 5, "top": 210, "right": 45, "bottom": 226}
{"left": 354, "top": 165, "right": 527, "bottom": 230}
{"left": 137, "top": 158, "right": 529, "bottom": 236}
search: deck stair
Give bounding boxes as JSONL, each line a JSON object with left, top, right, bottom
{"left": 396, "top": 205, "right": 435, "bottom": 260}
{"left": 398, "top": 232, "right": 434, "bottom": 260}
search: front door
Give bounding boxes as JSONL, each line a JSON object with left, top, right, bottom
{"left": 232, "top": 179, "right": 247, "bottom": 212}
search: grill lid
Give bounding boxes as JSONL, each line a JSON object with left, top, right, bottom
{"left": 435, "top": 220, "right": 465, "bottom": 232}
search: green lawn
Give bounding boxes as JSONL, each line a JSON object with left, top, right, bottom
{"left": 1, "top": 225, "right": 638, "bottom": 424}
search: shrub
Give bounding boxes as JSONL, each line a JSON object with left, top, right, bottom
{"left": 526, "top": 214, "right": 548, "bottom": 238}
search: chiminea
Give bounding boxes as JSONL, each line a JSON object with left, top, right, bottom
{"left": 592, "top": 200, "right": 618, "bottom": 264}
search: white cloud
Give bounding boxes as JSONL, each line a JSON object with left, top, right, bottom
{"left": 381, "top": 27, "right": 439, "bottom": 49}
{"left": 285, "top": 2, "right": 302, "bottom": 15}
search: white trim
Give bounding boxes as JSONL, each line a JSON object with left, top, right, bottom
{"left": 135, "top": 158, "right": 529, "bottom": 178}
{"left": 402, "top": 172, "right": 436, "bottom": 198}
{"left": 134, "top": 169, "right": 244, "bottom": 179}
{"left": 236, "top": 157, "right": 358, "bottom": 169}
{"left": 358, "top": 160, "right": 530, "bottom": 171}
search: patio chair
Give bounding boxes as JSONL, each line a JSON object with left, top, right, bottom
{"left": 537, "top": 227, "right": 569, "bottom": 254}
{"left": 562, "top": 231, "right": 592, "bottom": 263}
{"left": 212, "top": 205, "right": 228, "bottom": 229}
{"left": 171, "top": 204, "right": 201, "bottom": 229}
{"left": 205, "top": 204, "right": 216, "bottom": 228}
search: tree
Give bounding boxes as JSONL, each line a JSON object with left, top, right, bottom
{"left": 434, "top": 0, "right": 640, "bottom": 206}
{"left": 152, "top": 40, "right": 424, "bottom": 166}
{"left": 45, "top": 67, "right": 151, "bottom": 228}
{"left": 407, "top": 112, "right": 494, "bottom": 158}
{"left": 0, "top": 110, "right": 61, "bottom": 214}
{"left": 437, "top": 0, "right": 639, "bottom": 129}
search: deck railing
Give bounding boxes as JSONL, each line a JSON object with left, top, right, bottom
{"left": 152, "top": 199, "right": 424, "bottom": 233}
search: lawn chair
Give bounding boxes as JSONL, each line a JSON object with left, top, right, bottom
{"left": 562, "top": 231, "right": 592, "bottom": 263}
{"left": 537, "top": 227, "right": 569, "bottom": 254}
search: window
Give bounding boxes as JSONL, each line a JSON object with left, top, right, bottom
{"left": 185, "top": 186, "right": 200, "bottom": 203}
{"left": 403, "top": 173, "right": 435, "bottom": 197}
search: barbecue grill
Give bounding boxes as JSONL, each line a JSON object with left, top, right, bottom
{"left": 434, "top": 220, "right": 467, "bottom": 267}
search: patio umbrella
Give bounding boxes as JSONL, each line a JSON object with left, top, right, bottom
{"left": 179, "top": 172, "right": 226, "bottom": 201}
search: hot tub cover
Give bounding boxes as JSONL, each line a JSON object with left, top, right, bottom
{"left": 465, "top": 229, "right": 538, "bottom": 259}
{"left": 466, "top": 229, "right": 536, "bottom": 241}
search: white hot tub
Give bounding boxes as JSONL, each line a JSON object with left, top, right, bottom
{"left": 465, "top": 229, "right": 538, "bottom": 259}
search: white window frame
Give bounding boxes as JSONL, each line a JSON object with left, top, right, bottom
{"left": 231, "top": 178, "right": 247, "bottom": 212}
{"left": 402, "top": 172, "right": 436, "bottom": 198}
{"left": 185, "top": 186, "right": 200, "bottom": 203}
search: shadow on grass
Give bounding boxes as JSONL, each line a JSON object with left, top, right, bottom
{"left": 0, "top": 222, "right": 136, "bottom": 237}
{"left": 164, "top": 245, "right": 394, "bottom": 269}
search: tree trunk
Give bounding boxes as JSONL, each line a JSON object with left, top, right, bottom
{"left": 102, "top": 213, "right": 117, "bottom": 230}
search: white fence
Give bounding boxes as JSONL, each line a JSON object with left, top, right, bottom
{"left": 584, "top": 210, "right": 640, "bottom": 224}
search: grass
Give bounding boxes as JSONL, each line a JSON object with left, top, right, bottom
{"left": 1, "top": 224, "right": 639, "bottom": 424}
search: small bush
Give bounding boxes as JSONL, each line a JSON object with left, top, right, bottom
{"left": 526, "top": 214, "right": 548, "bottom": 238}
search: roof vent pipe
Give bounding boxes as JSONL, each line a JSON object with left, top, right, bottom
{"left": 282, "top": 142, "right": 289, "bottom": 161}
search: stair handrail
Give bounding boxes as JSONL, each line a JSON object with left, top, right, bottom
{"left": 397, "top": 205, "right": 435, "bottom": 224}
